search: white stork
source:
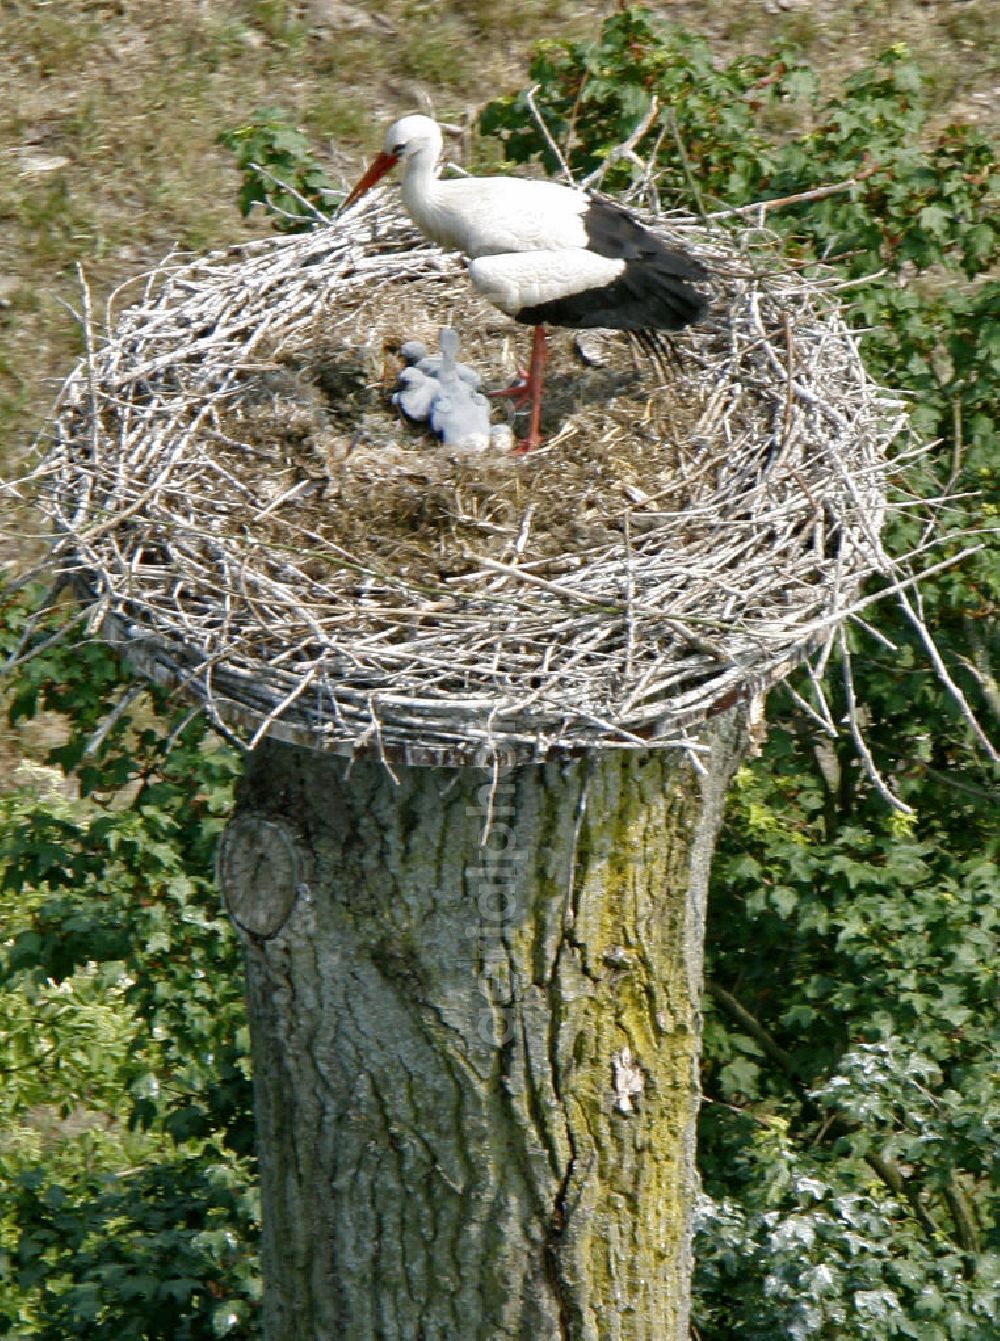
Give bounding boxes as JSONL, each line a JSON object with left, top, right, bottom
{"left": 344, "top": 114, "right": 708, "bottom": 451}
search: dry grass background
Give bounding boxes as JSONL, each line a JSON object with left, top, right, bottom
{"left": 1, "top": 0, "right": 997, "bottom": 770}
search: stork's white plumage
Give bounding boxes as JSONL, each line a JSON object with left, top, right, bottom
{"left": 344, "top": 114, "right": 708, "bottom": 450}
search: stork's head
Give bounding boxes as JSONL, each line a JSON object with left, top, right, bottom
{"left": 344, "top": 115, "right": 443, "bottom": 207}
{"left": 382, "top": 114, "right": 443, "bottom": 164}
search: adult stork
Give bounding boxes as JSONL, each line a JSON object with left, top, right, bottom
{"left": 344, "top": 114, "right": 708, "bottom": 451}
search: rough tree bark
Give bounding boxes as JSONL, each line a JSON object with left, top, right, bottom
{"left": 217, "top": 711, "right": 746, "bottom": 1340}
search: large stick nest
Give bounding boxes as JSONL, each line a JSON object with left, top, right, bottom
{"left": 40, "top": 194, "right": 905, "bottom": 765}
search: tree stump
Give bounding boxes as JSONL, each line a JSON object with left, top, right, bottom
{"left": 218, "top": 719, "right": 744, "bottom": 1339}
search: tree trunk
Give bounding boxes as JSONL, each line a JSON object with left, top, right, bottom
{"left": 218, "top": 711, "right": 746, "bottom": 1340}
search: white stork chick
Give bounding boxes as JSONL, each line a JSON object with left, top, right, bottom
{"left": 344, "top": 114, "right": 708, "bottom": 451}
{"left": 393, "top": 328, "right": 498, "bottom": 452}
{"left": 428, "top": 328, "right": 492, "bottom": 452}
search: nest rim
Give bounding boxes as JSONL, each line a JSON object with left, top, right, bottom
{"left": 38, "top": 196, "right": 905, "bottom": 767}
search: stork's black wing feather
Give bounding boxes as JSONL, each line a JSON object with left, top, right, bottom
{"left": 582, "top": 196, "right": 708, "bottom": 284}
{"left": 517, "top": 196, "right": 709, "bottom": 333}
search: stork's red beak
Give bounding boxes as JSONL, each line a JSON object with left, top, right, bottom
{"left": 344, "top": 151, "right": 399, "bottom": 208}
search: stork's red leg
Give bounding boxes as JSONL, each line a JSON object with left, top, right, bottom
{"left": 490, "top": 326, "right": 548, "bottom": 452}
{"left": 518, "top": 325, "right": 548, "bottom": 453}
{"left": 488, "top": 369, "right": 532, "bottom": 406}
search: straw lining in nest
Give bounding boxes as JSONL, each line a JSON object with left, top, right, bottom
{"left": 39, "top": 194, "right": 906, "bottom": 766}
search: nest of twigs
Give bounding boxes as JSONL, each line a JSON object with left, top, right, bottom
{"left": 37, "top": 192, "right": 906, "bottom": 765}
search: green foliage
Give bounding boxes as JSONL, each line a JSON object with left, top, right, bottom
{"left": 696, "top": 1145, "right": 1000, "bottom": 1340}
{"left": 8, "top": 1151, "right": 260, "bottom": 1340}
{"left": 0, "top": 583, "right": 258, "bottom": 1336}
{"left": 218, "top": 106, "right": 337, "bottom": 231}
{"left": 480, "top": 10, "right": 803, "bottom": 200}
{"left": 697, "top": 742, "right": 999, "bottom": 1336}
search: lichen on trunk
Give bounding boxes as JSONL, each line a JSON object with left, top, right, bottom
{"left": 218, "top": 711, "right": 745, "bottom": 1340}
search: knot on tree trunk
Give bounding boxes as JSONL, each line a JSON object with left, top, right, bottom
{"left": 218, "top": 814, "right": 306, "bottom": 939}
